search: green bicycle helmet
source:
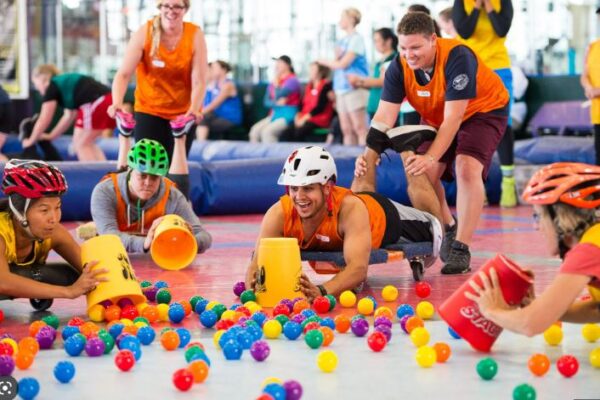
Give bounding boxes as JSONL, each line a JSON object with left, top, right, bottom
{"left": 127, "top": 139, "right": 169, "bottom": 176}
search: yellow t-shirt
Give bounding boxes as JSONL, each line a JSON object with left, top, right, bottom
{"left": 458, "top": 0, "right": 511, "bottom": 70}
{"left": 586, "top": 40, "right": 600, "bottom": 125}
{"left": 0, "top": 212, "right": 52, "bottom": 266}
{"left": 578, "top": 223, "right": 600, "bottom": 301}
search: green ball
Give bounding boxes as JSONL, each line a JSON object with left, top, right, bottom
{"left": 99, "top": 332, "right": 115, "bottom": 354}
{"left": 42, "top": 314, "right": 59, "bottom": 330}
{"left": 185, "top": 346, "right": 205, "bottom": 363}
{"left": 304, "top": 329, "right": 324, "bottom": 349}
{"left": 156, "top": 288, "right": 172, "bottom": 304}
{"left": 325, "top": 294, "right": 336, "bottom": 311}
{"left": 240, "top": 290, "right": 256, "bottom": 304}
{"left": 189, "top": 295, "right": 203, "bottom": 310}
{"left": 477, "top": 357, "right": 498, "bottom": 380}
{"left": 133, "top": 317, "right": 149, "bottom": 325}
{"left": 211, "top": 304, "right": 227, "bottom": 319}
{"left": 351, "top": 314, "right": 366, "bottom": 322}
{"left": 275, "top": 314, "right": 289, "bottom": 327}
{"left": 140, "top": 280, "right": 153, "bottom": 288}
{"left": 245, "top": 320, "right": 259, "bottom": 328}
{"left": 513, "top": 384, "right": 536, "bottom": 400}
{"left": 160, "top": 327, "right": 174, "bottom": 335}
{"left": 306, "top": 315, "right": 321, "bottom": 324}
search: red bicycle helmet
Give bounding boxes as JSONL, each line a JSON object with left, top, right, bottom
{"left": 2, "top": 159, "right": 68, "bottom": 198}
{"left": 522, "top": 162, "right": 600, "bottom": 209}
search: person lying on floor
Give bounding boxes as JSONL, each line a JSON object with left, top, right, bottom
{"left": 0, "top": 160, "right": 106, "bottom": 305}
{"left": 89, "top": 138, "right": 212, "bottom": 254}
{"left": 244, "top": 143, "right": 442, "bottom": 302}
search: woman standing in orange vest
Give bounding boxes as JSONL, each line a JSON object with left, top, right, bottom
{"left": 108, "top": 0, "right": 208, "bottom": 169}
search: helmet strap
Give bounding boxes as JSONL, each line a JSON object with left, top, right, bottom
{"left": 325, "top": 184, "right": 333, "bottom": 217}
{"left": 9, "top": 197, "right": 40, "bottom": 241}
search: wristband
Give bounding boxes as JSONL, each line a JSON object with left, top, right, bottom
{"left": 317, "top": 284, "right": 327, "bottom": 296}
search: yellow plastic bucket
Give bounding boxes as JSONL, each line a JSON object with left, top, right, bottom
{"left": 81, "top": 234, "right": 145, "bottom": 314}
{"left": 255, "top": 238, "right": 305, "bottom": 307}
{"left": 150, "top": 214, "right": 198, "bottom": 270}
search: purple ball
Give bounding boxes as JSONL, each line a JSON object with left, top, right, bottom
{"left": 0, "top": 333, "right": 14, "bottom": 341}
{"left": 143, "top": 286, "right": 158, "bottom": 302}
{"left": 39, "top": 325, "right": 57, "bottom": 341}
{"left": 279, "top": 299, "right": 294, "bottom": 313}
{"left": 99, "top": 300, "right": 113, "bottom": 307}
{"left": 374, "top": 317, "right": 393, "bottom": 329}
{"left": 375, "top": 325, "right": 392, "bottom": 342}
{"left": 292, "top": 297, "right": 304, "bottom": 304}
{"left": 85, "top": 337, "right": 106, "bottom": 357}
{"left": 249, "top": 340, "right": 270, "bottom": 362}
{"left": 233, "top": 281, "right": 246, "bottom": 297}
{"left": 36, "top": 331, "right": 55, "bottom": 350}
{"left": 117, "top": 298, "right": 134, "bottom": 308}
{"left": 399, "top": 315, "right": 411, "bottom": 334}
{"left": 283, "top": 380, "right": 303, "bottom": 400}
{"left": 291, "top": 314, "right": 306, "bottom": 324}
{"left": 0, "top": 355, "right": 14, "bottom": 376}
{"left": 350, "top": 318, "right": 369, "bottom": 337}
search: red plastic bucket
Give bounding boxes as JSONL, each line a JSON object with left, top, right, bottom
{"left": 438, "top": 254, "right": 533, "bottom": 352}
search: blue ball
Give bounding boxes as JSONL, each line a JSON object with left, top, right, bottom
{"left": 136, "top": 326, "right": 156, "bottom": 346}
{"left": 18, "top": 377, "right": 40, "bottom": 400}
{"left": 53, "top": 361, "right": 75, "bottom": 383}
{"left": 218, "top": 331, "right": 236, "bottom": 349}
{"left": 320, "top": 317, "right": 336, "bottom": 330}
{"left": 168, "top": 303, "right": 185, "bottom": 324}
{"left": 199, "top": 310, "right": 218, "bottom": 328}
{"left": 246, "top": 325, "right": 263, "bottom": 341}
{"left": 283, "top": 321, "right": 303, "bottom": 340}
{"left": 222, "top": 339, "right": 242, "bottom": 360}
{"left": 118, "top": 336, "right": 142, "bottom": 361}
{"left": 154, "top": 280, "right": 169, "bottom": 289}
{"left": 108, "top": 323, "right": 124, "bottom": 340}
{"left": 448, "top": 326, "right": 461, "bottom": 339}
{"left": 263, "top": 383, "right": 286, "bottom": 400}
{"left": 194, "top": 299, "right": 209, "bottom": 315}
{"left": 61, "top": 326, "right": 80, "bottom": 341}
{"left": 176, "top": 328, "right": 191, "bottom": 348}
{"left": 251, "top": 311, "right": 267, "bottom": 327}
{"left": 396, "top": 304, "right": 415, "bottom": 319}
{"left": 229, "top": 303, "right": 241, "bottom": 310}
{"left": 366, "top": 295, "right": 378, "bottom": 309}
{"left": 64, "top": 335, "right": 85, "bottom": 357}
{"left": 300, "top": 309, "right": 316, "bottom": 318}
{"left": 236, "top": 331, "right": 253, "bottom": 350}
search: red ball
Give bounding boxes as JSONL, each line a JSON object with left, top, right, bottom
{"left": 215, "top": 319, "right": 235, "bottom": 331}
{"left": 415, "top": 282, "right": 431, "bottom": 299}
{"left": 68, "top": 317, "right": 85, "bottom": 327}
{"left": 0, "top": 343, "right": 13, "bottom": 356}
{"left": 556, "top": 355, "right": 579, "bottom": 378}
{"left": 303, "top": 322, "right": 321, "bottom": 334}
{"left": 120, "top": 305, "right": 139, "bottom": 320}
{"left": 115, "top": 349, "right": 135, "bottom": 372}
{"left": 0, "top": 309, "right": 4, "bottom": 324}
{"left": 367, "top": 331, "right": 387, "bottom": 352}
{"left": 272, "top": 304, "right": 291, "bottom": 317}
{"left": 173, "top": 368, "right": 194, "bottom": 391}
{"left": 236, "top": 306, "right": 251, "bottom": 317}
{"left": 313, "top": 296, "right": 331, "bottom": 314}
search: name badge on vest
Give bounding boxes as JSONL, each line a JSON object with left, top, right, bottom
{"left": 316, "top": 234, "right": 330, "bottom": 243}
{"left": 417, "top": 90, "right": 430, "bottom": 97}
{"left": 152, "top": 59, "right": 166, "bottom": 68}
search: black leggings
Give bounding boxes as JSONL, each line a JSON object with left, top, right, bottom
{"left": 595, "top": 125, "right": 600, "bottom": 166}
{"left": 167, "top": 173, "right": 190, "bottom": 200}
{"left": 497, "top": 125, "right": 514, "bottom": 166}
{"left": 134, "top": 112, "right": 194, "bottom": 164}
{"left": 0, "top": 263, "right": 80, "bottom": 300}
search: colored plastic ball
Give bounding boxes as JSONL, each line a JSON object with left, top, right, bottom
{"left": 272, "top": 304, "right": 291, "bottom": 318}
{"left": 263, "top": 320, "right": 283, "bottom": 339}
{"left": 42, "top": 314, "right": 60, "bottom": 330}
{"left": 325, "top": 294, "right": 336, "bottom": 311}
{"left": 317, "top": 350, "right": 338, "bottom": 372}
{"left": 136, "top": 326, "right": 156, "bottom": 346}
{"left": 374, "top": 317, "right": 393, "bottom": 329}
{"left": 589, "top": 347, "right": 600, "bottom": 368}
{"left": 433, "top": 342, "right": 451, "bottom": 363}
{"left": 99, "top": 332, "right": 115, "bottom": 355}
{"left": 415, "top": 345, "right": 437, "bottom": 368}
{"left": 29, "top": 321, "right": 47, "bottom": 337}
{"left": 233, "top": 281, "right": 246, "bottom": 297}
{"left": 405, "top": 316, "right": 424, "bottom": 334}
{"left": 199, "top": 310, "right": 218, "bottom": 329}
{"left": 582, "top": 323, "right": 600, "bottom": 343}
{"left": 374, "top": 306, "right": 393, "bottom": 320}
{"left": 313, "top": 296, "right": 331, "bottom": 314}
{"left": 64, "top": 335, "right": 85, "bottom": 357}
{"left": 168, "top": 303, "right": 185, "bottom": 324}
{"left": 18, "top": 337, "right": 39, "bottom": 356}
{"left": 105, "top": 305, "right": 122, "bottom": 322}
{"left": 320, "top": 317, "right": 336, "bottom": 330}
{"left": 556, "top": 354, "right": 579, "bottom": 378}
{"left": 410, "top": 327, "right": 430, "bottom": 348}
{"left": 0, "top": 343, "right": 13, "bottom": 357}
{"left": 381, "top": 285, "right": 399, "bottom": 302}
{"left": 367, "top": 331, "right": 387, "bottom": 352}
{"left": 375, "top": 325, "right": 392, "bottom": 343}
{"left": 176, "top": 328, "right": 191, "bottom": 348}
{"left": 161, "top": 331, "right": 181, "bottom": 351}
{"left": 350, "top": 318, "right": 369, "bottom": 337}
{"left": 154, "top": 280, "right": 169, "bottom": 289}
{"left": 222, "top": 340, "right": 243, "bottom": 360}
{"left": 528, "top": 353, "right": 550, "bottom": 377}
{"left": 543, "top": 325, "right": 563, "bottom": 346}
{"left": 305, "top": 329, "right": 324, "bottom": 349}
{"left": 88, "top": 304, "right": 105, "bottom": 322}
{"left": 156, "top": 288, "right": 172, "bottom": 304}
{"left": 0, "top": 309, "right": 3, "bottom": 324}
{"left": 319, "top": 327, "right": 335, "bottom": 347}
{"left": 357, "top": 298, "right": 374, "bottom": 315}
{"left": 416, "top": 301, "right": 435, "bottom": 320}
{"left": 513, "top": 384, "right": 536, "bottom": 400}
{"left": 263, "top": 383, "right": 286, "bottom": 400}
{"left": 283, "top": 380, "right": 303, "bottom": 400}
{"left": 84, "top": 337, "right": 105, "bottom": 357}
{"left": 250, "top": 340, "right": 270, "bottom": 362}
{"left": 283, "top": 321, "right": 303, "bottom": 340}
{"left": 173, "top": 368, "right": 194, "bottom": 391}
{"left": 236, "top": 330, "right": 253, "bottom": 350}
{"left": 334, "top": 315, "right": 351, "bottom": 333}
{"left": 415, "top": 281, "right": 431, "bottom": 298}
{"left": 115, "top": 349, "right": 135, "bottom": 371}
{"left": 396, "top": 304, "right": 415, "bottom": 319}
{"left": 54, "top": 361, "right": 75, "bottom": 383}
{"left": 15, "top": 351, "right": 34, "bottom": 370}
{"left": 448, "top": 326, "right": 461, "bottom": 339}
{"left": 339, "top": 290, "right": 356, "bottom": 308}
{"left": 240, "top": 290, "right": 257, "bottom": 304}
{"left": 17, "top": 377, "right": 40, "bottom": 400}
{"left": 187, "top": 360, "right": 209, "bottom": 383}
{"left": 477, "top": 357, "right": 498, "bottom": 380}
{"left": 120, "top": 305, "right": 139, "bottom": 321}
{"left": 293, "top": 299, "right": 310, "bottom": 314}
{"left": 274, "top": 314, "right": 290, "bottom": 327}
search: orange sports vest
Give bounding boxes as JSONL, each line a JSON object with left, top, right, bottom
{"left": 134, "top": 21, "right": 198, "bottom": 120}
{"left": 400, "top": 38, "right": 509, "bottom": 128}
{"left": 281, "top": 186, "right": 387, "bottom": 251}
{"left": 106, "top": 173, "right": 174, "bottom": 234}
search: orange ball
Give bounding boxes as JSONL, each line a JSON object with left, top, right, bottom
{"left": 319, "top": 326, "right": 335, "bottom": 347}
{"left": 18, "top": 337, "right": 39, "bottom": 356}
{"left": 15, "top": 351, "right": 34, "bottom": 370}
{"left": 161, "top": 330, "right": 180, "bottom": 351}
{"left": 186, "top": 341, "right": 205, "bottom": 351}
{"left": 374, "top": 307, "right": 394, "bottom": 320}
{"left": 433, "top": 342, "right": 451, "bottom": 363}
{"left": 122, "top": 325, "right": 139, "bottom": 336}
{"left": 141, "top": 305, "right": 160, "bottom": 324}
{"left": 179, "top": 300, "right": 192, "bottom": 317}
{"left": 528, "top": 353, "right": 551, "bottom": 377}
{"left": 187, "top": 360, "right": 210, "bottom": 383}
{"left": 79, "top": 322, "right": 100, "bottom": 338}
{"left": 293, "top": 299, "right": 310, "bottom": 314}
{"left": 334, "top": 315, "right": 351, "bottom": 333}
{"left": 405, "top": 316, "right": 424, "bottom": 334}
{"left": 105, "top": 305, "right": 122, "bottom": 322}
{"left": 28, "top": 321, "right": 47, "bottom": 337}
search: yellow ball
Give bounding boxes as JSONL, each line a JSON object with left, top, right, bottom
{"left": 213, "top": 329, "right": 226, "bottom": 349}
{"left": 245, "top": 301, "right": 262, "bottom": 314}
{"left": 410, "top": 327, "right": 430, "bottom": 348}
{"left": 543, "top": 325, "right": 563, "bottom": 346}
{"left": 88, "top": 304, "right": 105, "bottom": 322}
{"left": 589, "top": 347, "right": 600, "bottom": 368}
{"left": 317, "top": 350, "right": 338, "bottom": 373}
{"left": 415, "top": 345, "right": 437, "bottom": 368}
{"left": 156, "top": 303, "right": 170, "bottom": 322}
{"left": 0, "top": 338, "right": 18, "bottom": 355}
{"left": 206, "top": 300, "right": 219, "bottom": 311}
{"left": 262, "top": 377, "right": 284, "bottom": 388}
{"left": 357, "top": 298, "right": 374, "bottom": 316}
{"left": 416, "top": 301, "right": 435, "bottom": 320}
{"left": 135, "top": 302, "right": 149, "bottom": 313}
{"left": 120, "top": 318, "right": 134, "bottom": 326}
{"left": 339, "top": 291, "right": 357, "bottom": 308}
{"left": 582, "top": 324, "right": 600, "bottom": 343}
{"left": 221, "top": 310, "right": 237, "bottom": 321}
{"left": 374, "top": 306, "right": 393, "bottom": 320}
{"left": 381, "top": 285, "right": 399, "bottom": 302}
{"left": 263, "top": 320, "right": 282, "bottom": 339}
{"left": 134, "top": 321, "right": 148, "bottom": 329}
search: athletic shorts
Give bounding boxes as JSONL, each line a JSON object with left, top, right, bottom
{"left": 75, "top": 93, "right": 116, "bottom": 130}
{"left": 335, "top": 89, "right": 369, "bottom": 113}
{"left": 418, "top": 112, "right": 508, "bottom": 181}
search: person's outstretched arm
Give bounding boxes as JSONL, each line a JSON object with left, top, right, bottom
{"left": 452, "top": 0, "right": 480, "bottom": 39}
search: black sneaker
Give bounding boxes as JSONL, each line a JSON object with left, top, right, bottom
{"left": 441, "top": 241, "right": 471, "bottom": 274}
{"left": 439, "top": 222, "right": 457, "bottom": 262}
{"left": 388, "top": 125, "right": 436, "bottom": 153}
{"left": 366, "top": 127, "right": 392, "bottom": 155}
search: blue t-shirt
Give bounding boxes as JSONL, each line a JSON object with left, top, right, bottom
{"left": 333, "top": 33, "right": 369, "bottom": 94}
{"left": 203, "top": 79, "right": 243, "bottom": 125}
{"left": 0, "top": 86, "right": 10, "bottom": 105}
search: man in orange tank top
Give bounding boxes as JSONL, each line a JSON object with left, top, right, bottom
{"left": 244, "top": 146, "right": 442, "bottom": 301}
{"left": 360, "top": 12, "right": 509, "bottom": 275}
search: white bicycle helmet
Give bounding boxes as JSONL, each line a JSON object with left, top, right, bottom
{"left": 277, "top": 146, "right": 337, "bottom": 186}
